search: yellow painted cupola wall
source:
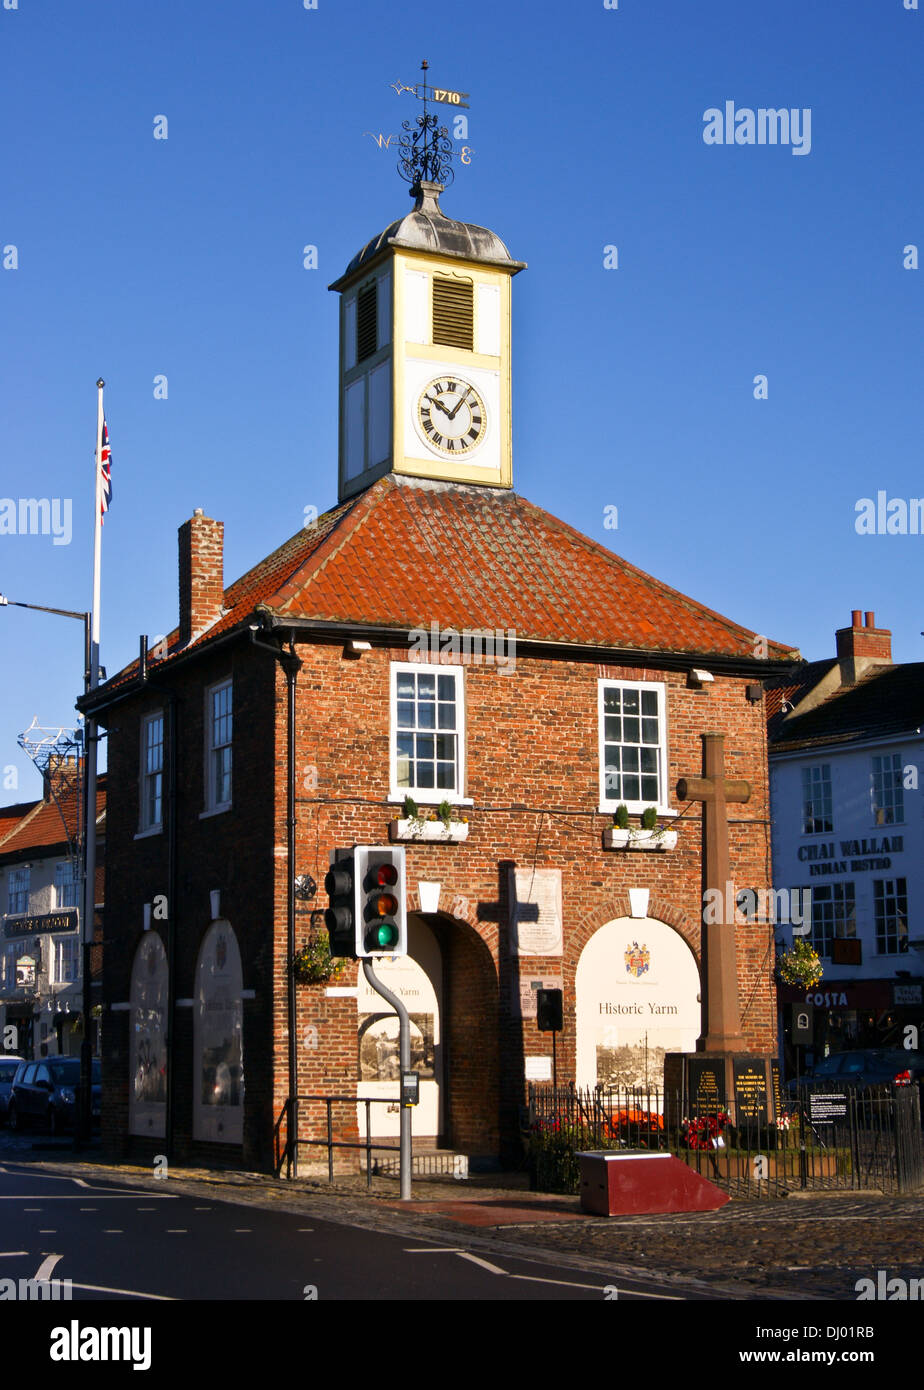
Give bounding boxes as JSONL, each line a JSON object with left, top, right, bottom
{"left": 329, "top": 180, "right": 525, "bottom": 501}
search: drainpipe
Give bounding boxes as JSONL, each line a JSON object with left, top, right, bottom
{"left": 250, "top": 626, "right": 302, "bottom": 1177}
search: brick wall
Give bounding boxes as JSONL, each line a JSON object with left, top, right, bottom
{"left": 100, "top": 631, "right": 778, "bottom": 1172}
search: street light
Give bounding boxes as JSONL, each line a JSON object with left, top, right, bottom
{"left": 0, "top": 594, "right": 96, "bottom": 1147}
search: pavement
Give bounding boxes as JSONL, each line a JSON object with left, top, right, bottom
{"left": 3, "top": 1131, "right": 922, "bottom": 1300}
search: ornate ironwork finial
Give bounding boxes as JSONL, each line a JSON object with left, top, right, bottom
{"left": 394, "top": 59, "right": 469, "bottom": 194}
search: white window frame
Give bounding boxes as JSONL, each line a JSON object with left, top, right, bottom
{"left": 800, "top": 763, "right": 833, "bottom": 835}
{"left": 390, "top": 662, "right": 466, "bottom": 804}
{"left": 203, "top": 679, "right": 233, "bottom": 815}
{"left": 871, "top": 752, "right": 904, "bottom": 827}
{"left": 139, "top": 710, "right": 165, "bottom": 834}
{"left": 54, "top": 860, "right": 80, "bottom": 910}
{"left": 7, "top": 867, "right": 30, "bottom": 917}
{"left": 597, "top": 679, "right": 671, "bottom": 815}
{"left": 52, "top": 936, "right": 80, "bottom": 985}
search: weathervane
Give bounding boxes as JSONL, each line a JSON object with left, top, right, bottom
{"left": 394, "top": 59, "right": 469, "bottom": 191}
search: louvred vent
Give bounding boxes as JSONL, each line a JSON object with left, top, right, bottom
{"left": 432, "top": 276, "right": 473, "bottom": 350}
{"left": 357, "top": 282, "right": 378, "bottom": 362}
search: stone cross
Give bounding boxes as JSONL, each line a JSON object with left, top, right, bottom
{"left": 676, "top": 732, "right": 750, "bottom": 1054}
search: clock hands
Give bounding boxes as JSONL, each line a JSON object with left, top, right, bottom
{"left": 446, "top": 386, "right": 472, "bottom": 422}
{"left": 423, "top": 392, "right": 451, "bottom": 417}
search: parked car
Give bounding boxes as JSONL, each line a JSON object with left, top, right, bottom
{"left": 7, "top": 1057, "right": 101, "bottom": 1134}
{"left": 0, "top": 1056, "right": 24, "bottom": 1124}
{"left": 786, "top": 1048, "right": 924, "bottom": 1101}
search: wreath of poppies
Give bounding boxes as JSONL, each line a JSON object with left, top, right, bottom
{"left": 681, "top": 1111, "right": 729, "bottom": 1150}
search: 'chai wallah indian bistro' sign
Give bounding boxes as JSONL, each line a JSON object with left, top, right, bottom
{"left": 575, "top": 918, "right": 700, "bottom": 1090}
{"left": 798, "top": 835, "right": 903, "bottom": 877}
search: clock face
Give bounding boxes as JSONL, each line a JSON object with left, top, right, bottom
{"left": 416, "top": 376, "right": 487, "bottom": 456}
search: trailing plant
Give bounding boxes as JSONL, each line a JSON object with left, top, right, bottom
{"left": 777, "top": 939, "right": 823, "bottom": 988}
{"left": 292, "top": 930, "right": 345, "bottom": 986}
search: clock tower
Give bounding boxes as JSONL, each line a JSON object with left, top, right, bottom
{"left": 329, "top": 178, "right": 525, "bottom": 501}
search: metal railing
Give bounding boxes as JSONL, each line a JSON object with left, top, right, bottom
{"left": 274, "top": 1094, "right": 403, "bottom": 1186}
{"left": 526, "top": 1081, "right": 923, "bottom": 1198}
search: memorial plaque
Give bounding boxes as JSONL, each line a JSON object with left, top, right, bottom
{"left": 770, "top": 1061, "right": 782, "bottom": 1120}
{"left": 686, "top": 1057, "right": 726, "bottom": 1116}
{"left": 733, "top": 1059, "right": 768, "bottom": 1126}
{"left": 507, "top": 868, "right": 563, "bottom": 956}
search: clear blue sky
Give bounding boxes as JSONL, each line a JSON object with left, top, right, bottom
{"left": 1, "top": 0, "right": 922, "bottom": 802}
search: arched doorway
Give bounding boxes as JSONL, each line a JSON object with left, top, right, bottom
{"left": 576, "top": 916, "right": 700, "bottom": 1090}
{"left": 193, "top": 921, "right": 243, "bottom": 1144}
{"left": 129, "top": 932, "right": 168, "bottom": 1138}
{"left": 357, "top": 914, "right": 442, "bottom": 1142}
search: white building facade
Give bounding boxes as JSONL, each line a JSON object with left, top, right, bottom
{"left": 769, "top": 612, "right": 924, "bottom": 1068}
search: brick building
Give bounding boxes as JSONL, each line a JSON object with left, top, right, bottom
{"left": 83, "top": 179, "right": 798, "bottom": 1173}
{"left": 0, "top": 757, "right": 104, "bottom": 1062}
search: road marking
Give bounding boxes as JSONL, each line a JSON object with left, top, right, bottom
{"left": 137, "top": 1207, "right": 158, "bottom": 1211}
{"left": 23, "top": 1207, "right": 41, "bottom": 1211}
{"left": 456, "top": 1252, "right": 507, "bottom": 1275}
{"left": 34, "top": 1254, "right": 62, "bottom": 1282}
{"left": 39, "top": 1230, "right": 57, "bottom": 1235}
{"left": 68, "top": 1282, "right": 176, "bottom": 1301}
{"left": 0, "top": 1194, "right": 176, "bottom": 1201}
{"left": 0, "top": 1252, "right": 29, "bottom": 1258}
{"left": 234, "top": 1229, "right": 252, "bottom": 1233}
{"left": 166, "top": 1229, "right": 187, "bottom": 1234}
{"left": 194, "top": 1207, "right": 212, "bottom": 1211}
{"left": 79, "top": 1207, "right": 98, "bottom": 1211}
{"left": 103, "top": 1229, "right": 123, "bottom": 1234}
{"left": 297, "top": 1228, "right": 314, "bottom": 1232}
{"left": 404, "top": 1248, "right": 685, "bottom": 1300}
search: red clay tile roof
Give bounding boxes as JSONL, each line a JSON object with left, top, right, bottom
{"left": 0, "top": 782, "right": 105, "bottom": 862}
{"left": 96, "top": 476, "right": 799, "bottom": 696}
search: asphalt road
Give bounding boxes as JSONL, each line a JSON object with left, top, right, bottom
{"left": 0, "top": 1161, "right": 685, "bottom": 1302}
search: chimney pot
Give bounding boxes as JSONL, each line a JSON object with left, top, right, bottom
{"left": 851, "top": 610, "right": 862, "bottom": 628}
{"left": 865, "top": 611, "right": 875, "bottom": 629}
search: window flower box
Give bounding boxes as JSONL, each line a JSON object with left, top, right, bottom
{"left": 603, "top": 827, "right": 678, "bottom": 852}
{"left": 389, "top": 817, "right": 469, "bottom": 844}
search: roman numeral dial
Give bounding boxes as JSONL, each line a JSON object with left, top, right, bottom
{"left": 416, "top": 376, "right": 487, "bottom": 457}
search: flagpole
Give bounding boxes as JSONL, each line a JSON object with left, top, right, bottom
{"left": 78, "top": 377, "right": 104, "bottom": 1147}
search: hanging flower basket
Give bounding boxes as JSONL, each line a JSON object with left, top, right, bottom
{"left": 292, "top": 931, "right": 345, "bottom": 986}
{"left": 777, "top": 940, "right": 823, "bottom": 989}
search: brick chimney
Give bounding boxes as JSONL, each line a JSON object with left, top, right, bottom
{"left": 178, "top": 509, "right": 224, "bottom": 646}
{"left": 835, "top": 610, "right": 892, "bottom": 685}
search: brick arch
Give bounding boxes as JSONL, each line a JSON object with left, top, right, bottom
{"left": 412, "top": 908, "right": 500, "bottom": 1159}
{"left": 573, "top": 895, "right": 701, "bottom": 970}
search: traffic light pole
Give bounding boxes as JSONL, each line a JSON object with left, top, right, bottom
{"left": 361, "top": 960, "right": 412, "bottom": 1201}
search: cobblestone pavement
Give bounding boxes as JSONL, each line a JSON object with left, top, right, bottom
{"left": 2, "top": 1129, "right": 922, "bottom": 1299}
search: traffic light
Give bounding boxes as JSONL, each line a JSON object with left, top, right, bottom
{"left": 354, "top": 846, "right": 406, "bottom": 957}
{"left": 324, "top": 855, "right": 357, "bottom": 959}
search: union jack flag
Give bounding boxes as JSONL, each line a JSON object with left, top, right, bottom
{"left": 99, "top": 420, "right": 112, "bottom": 521}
